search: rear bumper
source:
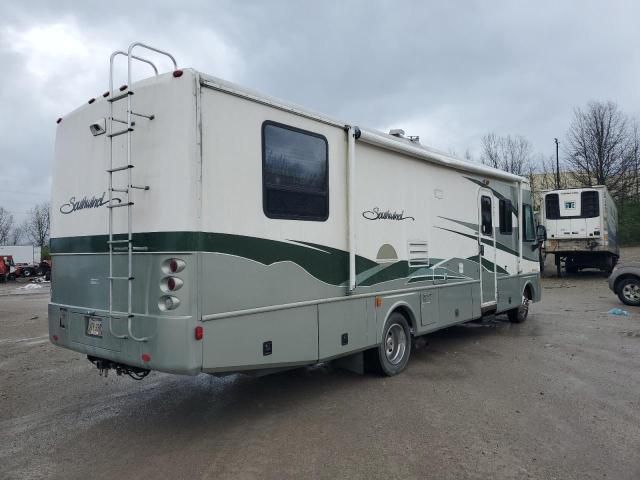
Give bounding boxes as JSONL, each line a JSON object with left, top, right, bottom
{"left": 48, "top": 303, "right": 202, "bottom": 375}
{"left": 544, "top": 238, "right": 610, "bottom": 253}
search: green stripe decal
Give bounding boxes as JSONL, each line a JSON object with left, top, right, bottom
{"left": 51, "top": 232, "right": 376, "bottom": 287}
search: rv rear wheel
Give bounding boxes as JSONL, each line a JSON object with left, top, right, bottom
{"left": 366, "top": 312, "right": 411, "bottom": 376}
{"left": 507, "top": 292, "right": 530, "bottom": 323}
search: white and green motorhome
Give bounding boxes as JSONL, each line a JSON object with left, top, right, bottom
{"left": 48, "top": 43, "right": 541, "bottom": 379}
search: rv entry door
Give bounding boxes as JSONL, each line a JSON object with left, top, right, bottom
{"left": 478, "top": 189, "right": 497, "bottom": 309}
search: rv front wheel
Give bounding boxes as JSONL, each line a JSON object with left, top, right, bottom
{"left": 507, "top": 292, "right": 530, "bottom": 323}
{"left": 366, "top": 312, "right": 411, "bottom": 376}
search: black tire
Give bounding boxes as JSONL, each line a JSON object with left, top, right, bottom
{"left": 617, "top": 277, "right": 640, "bottom": 307}
{"left": 23, "top": 268, "right": 33, "bottom": 278}
{"left": 36, "top": 267, "right": 45, "bottom": 276}
{"left": 507, "top": 291, "right": 531, "bottom": 323}
{"left": 366, "top": 312, "right": 412, "bottom": 376}
{"left": 7, "top": 273, "right": 16, "bottom": 281}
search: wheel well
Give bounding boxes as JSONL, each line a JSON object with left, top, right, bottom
{"left": 523, "top": 283, "right": 533, "bottom": 300}
{"left": 391, "top": 305, "right": 416, "bottom": 335}
{"left": 614, "top": 274, "right": 640, "bottom": 292}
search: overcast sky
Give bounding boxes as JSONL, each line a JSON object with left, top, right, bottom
{"left": 1, "top": 0, "right": 639, "bottom": 224}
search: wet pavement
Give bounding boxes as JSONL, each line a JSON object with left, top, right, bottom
{"left": 1, "top": 253, "right": 639, "bottom": 480}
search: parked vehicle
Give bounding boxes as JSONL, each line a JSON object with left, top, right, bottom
{"left": 608, "top": 262, "right": 640, "bottom": 306}
{"left": 540, "top": 186, "right": 618, "bottom": 276}
{"left": 48, "top": 42, "right": 542, "bottom": 380}
{"left": 0, "top": 256, "right": 15, "bottom": 282}
{"left": 0, "top": 246, "right": 41, "bottom": 265}
{"left": 13, "top": 264, "right": 36, "bottom": 278}
{"left": 36, "top": 260, "right": 51, "bottom": 277}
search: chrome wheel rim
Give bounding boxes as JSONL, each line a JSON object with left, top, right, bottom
{"left": 622, "top": 283, "right": 640, "bottom": 302}
{"left": 385, "top": 323, "right": 406, "bottom": 365}
{"left": 520, "top": 295, "right": 530, "bottom": 318}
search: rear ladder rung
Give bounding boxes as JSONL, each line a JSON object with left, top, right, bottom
{"left": 108, "top": 91, "right": 134, "bottom": 103}
{"left": 107, "top": 165, "right": 134, "bottom": 173}
{"left": 111, "top": 117, "right": 136, "bottom": 126}
{"left": 108, "top": 127, "right": 134, "bottom": 138}
{"left": 109, "top": 276, "right": 135, "bottom": 281}
{"left": 107, "top": 202, "right": 134, "bottom": 209}
{"left": 110, "top": 187, "right": 128, "bottom": 193}
{"left": 107, "top": 239, "right": 131, "bottom": 244}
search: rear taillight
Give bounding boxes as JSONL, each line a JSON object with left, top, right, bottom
{"left": 161, "top": 276, "right": 183, "bottom": 292}
{"left": 160, "top": 258, "right": 186, "bottom": 311}
{"left": 158, "top": 295, "right": 180, "bottom": 311}
{"left": 163, "top": 258, "right": 185, "bottom": 274}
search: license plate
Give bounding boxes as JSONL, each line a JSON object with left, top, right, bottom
{"left": 86, "top": 317, "right": 103, "bottom": 338}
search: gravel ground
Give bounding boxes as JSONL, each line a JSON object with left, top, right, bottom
{"left": 1, "top": 249, "right": 639, "bottom": 480}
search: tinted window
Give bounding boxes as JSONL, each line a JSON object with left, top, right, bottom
{"left": 262, "top": 122, "right": 328, "bottom": 221}
{"left": 581, "top": 191, "right": 599, "bottom": 218}
{"left": 523, "top": 204, "right": 535, "bottom": 241}
{"left": 545, "top": 193, "right": 560, "bottom": 219}
{"left": 499, "top": 199, "right": 513, "bottom": 234}
{"left": 481, "top": 195, "right": 493, "bottom": 236}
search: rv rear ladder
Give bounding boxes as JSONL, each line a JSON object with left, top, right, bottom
{"left": 106, "top": 43, "right": 178, "bottom": 343}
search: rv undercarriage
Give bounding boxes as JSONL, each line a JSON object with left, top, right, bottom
{"left": 550, "top": 251, "right": 618, "bottom": 276}
{"left": 88, "top": 355, "right": 150, "bottom": 380}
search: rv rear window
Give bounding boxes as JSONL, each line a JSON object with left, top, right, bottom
{"left": 499, "top": 199, "right": 513, "bottom": 234}
{"left": 545, "top": 194, "right": 560, "bottom": 219}
{"left": 581, "top": 191, "right": 599, "bottom": 218}
{"left": 481, "top": 195, "right": 493, "bottom": 236}
{"left": 262, "top": 121, "right": 329, "bottom": 221}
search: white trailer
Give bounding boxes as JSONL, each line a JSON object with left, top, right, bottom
{"left": 48, "top": 43, "right": 541, "bottom": 379}
{"left": 0, "top": 245, "right": 41, "bottom": 265}
{"left": 540, "top": 186, "right": 619, "bottom": 276}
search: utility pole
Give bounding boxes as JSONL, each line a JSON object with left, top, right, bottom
{"left": 554, "top": 138, "right": 560, "bottom": 189}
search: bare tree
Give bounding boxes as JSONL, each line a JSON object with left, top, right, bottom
{"left": 23, "top": 202, "right": 50, "bottom": 248}
{"left": 9, "top": 225, "right": 24, "bottom": 246}
{"left": 0, "top": 207, "right": 14, "bottom": 245}
{"left": 480, "top": 133, "right": 533, "bottom": 176}
{"left": 564, "top": 101, "right": 634, "bottom": 200}
{"left": 538, "top": 154, "right": 566, "bottom": 190}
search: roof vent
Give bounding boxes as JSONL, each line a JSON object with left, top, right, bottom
{"left": 389, "top": 129, "right": 405, "bottom": 137}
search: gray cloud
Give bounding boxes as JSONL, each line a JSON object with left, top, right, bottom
{"left": 1, "top": 0, "right": 639, "bottom": 222}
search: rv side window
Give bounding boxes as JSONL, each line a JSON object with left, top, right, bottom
{"left": 499, "top": 199, "right": 513, "bottom": 234}
{"left": 545, "top": 194, "right": 560, "bottom": 219}
{"left": 523, "top": 204, "right": 535, "bottom": 241}
{"left": 581, "top": 191, "right": 599, "bottom": 218}
{"left": 262, "top": 121, "right": 329, "bottom": 221}
{"left": 481, "top": 195, "right": 493, "bottom": 236}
